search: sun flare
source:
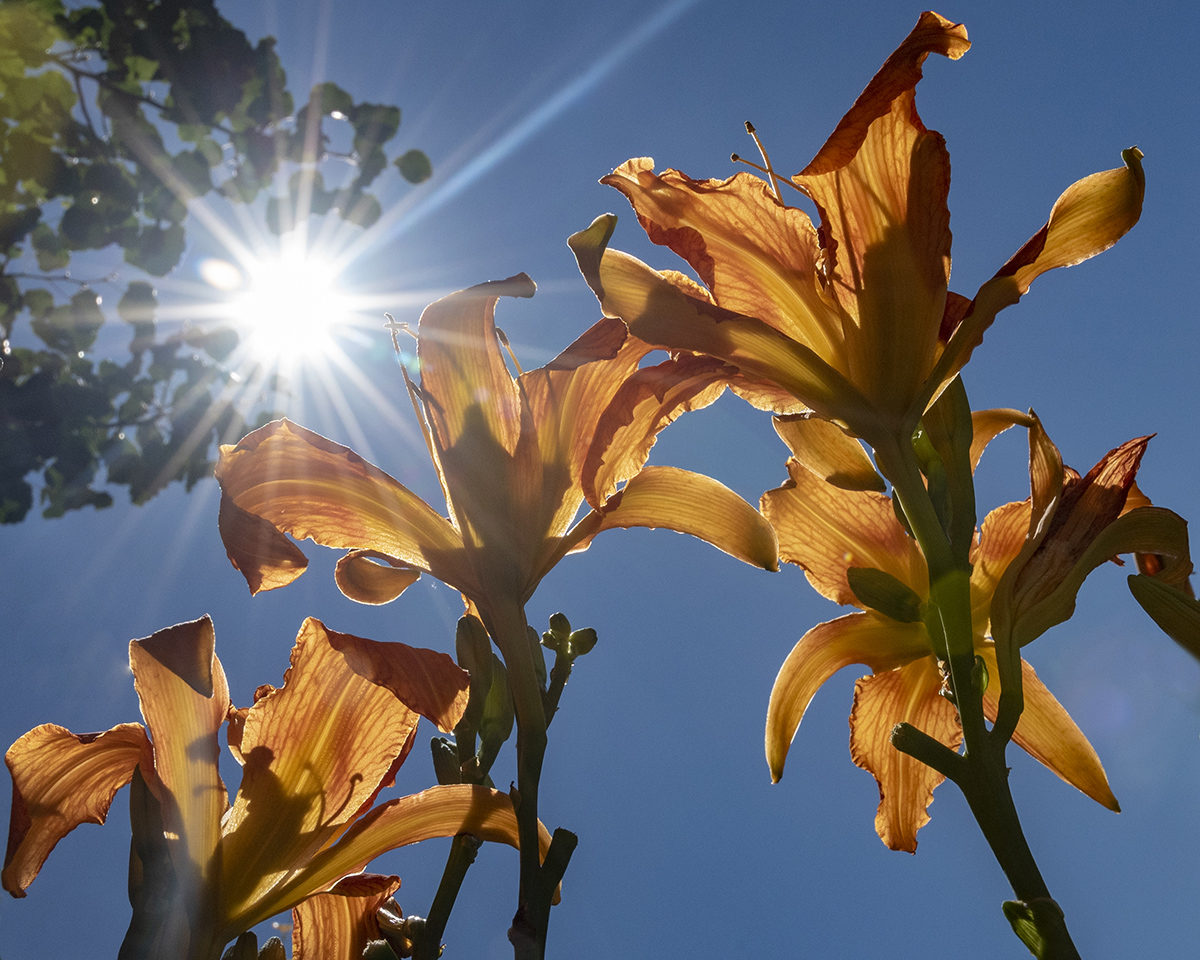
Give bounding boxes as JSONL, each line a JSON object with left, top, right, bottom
{"left": 202, "top": 247, "right": 353, "bottom": 364}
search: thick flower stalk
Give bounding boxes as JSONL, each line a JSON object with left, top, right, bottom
{"left": 2, "top": 616, "right": 543, "bottom": 960}
{"left": 215, "top": 274, "right": 777, "bottom": 956}
{"left": 569, "top": 11, "right": 1144, "bottom": 456}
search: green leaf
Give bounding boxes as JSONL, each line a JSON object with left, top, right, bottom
{"left": 341, "top": 191, "right": 381, "bottom": 228}
{"left": 309, "top": 81, "right": 354, "bottom": 118}
{"left": 31, "top": 222, "right": 68, "bottom": 271}
{"left": 395, "top": 148, "right": 432, "bottom": 184}
{"left": 124, "top": 223, "right": 186, "bottom": 275}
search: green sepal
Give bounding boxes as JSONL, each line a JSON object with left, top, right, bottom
{"left": 1128, "top": 574, "right": 1200, "bottom": 662}
{"left": 911, "top": 425, "right": 950, "bottom": 538}
{"left": 971, "top": 654, "right": 989, "bottom": 696}
{"left": 1002, "top": 899, "right": 1069, "bottom": 959}
{"left": 847, "top": 566, "right": 924, "bottom": 623}
{"left": 363, "top": 939, "right": 403, "bottom": 960}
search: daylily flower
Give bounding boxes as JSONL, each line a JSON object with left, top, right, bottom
{"left": 570, "top": 11, "right": 1144, "bottom": 453}
{"left": 2, "top": 616, "right": 546, "bottom": 960}
{"left": 761, "top": 417, "right": 1188, "bottom": 852}
{"left": 215, "top": 274, "right": 777, "bottom": 623}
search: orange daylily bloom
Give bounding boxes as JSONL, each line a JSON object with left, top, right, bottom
{"left": 2, "top": 616, "right": 547, "bottom": 960}
{"left": 759, "top": 417, "right": 1186, "bottom": 852}
{"left": 570, "top": 11, "right": 1144, "bottom": 451}
{"left": 215, "top": 274, "right": 778, "bottom": 622}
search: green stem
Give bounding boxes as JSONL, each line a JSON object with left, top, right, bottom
{"left": 481, "top": 600, "right": 565, "bottom": 960}
{"left": 413, "top": 834, "right": 483, "bottom": 960}
{"left": 877, "top": 433, "right": 1080, "bottom": 959}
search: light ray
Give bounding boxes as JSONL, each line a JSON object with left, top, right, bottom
{"left": 339, "top": 0, "right": 703, "bottom": 260}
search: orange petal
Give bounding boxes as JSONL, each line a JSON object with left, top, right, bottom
{"left": 565, "top": 465, "right": 778, "bottom": 572}
{"left": 580, "top": 240, "right": 877, "bottom": 433}
{"left": 129, "top": 616, "right": 230, "bottom": 913}
{"left": 1014, "top": 436, "right": 1150, "bottom": 612}
{"left": 334, "top": 550, "right": 422, "bottom": 605}
{"left": 772, "top": 415, "right": 885, "bottom": 492}
{"left": 325, "top": 629, "right": 469, "bottom": 734}
{"left": 980, "top": 650, "right": 1117, "bottom": 811}
{"left": 219, "top": 619, "right": 431, "bottom": 930}
{"left": 218, "top": 492, "right": 309, "bottom": 593}
{"left": 518, "top": 316, "right": 652, "bottom": 545}
{"left": 761, "top": 458, "right": 924, "bottom": 604}
{"left": 600, "top": 160, "right": 846, "bottom": 364}
{"left": 216, "top": 420, "right": 473, "bottom": 596}
{"left": 849, "top": 657, "right": 962, "bottom": 852}
{"left": 794, "top": 12, "right": 968, "bottom": 415}
{"left": 245, "top": 785, "right": 550, "bottom": 926}
{"left": 929, "top": 149, "right": 1144, "bottom": 408}
{"left": 582, "top": 351, "right": 730, "bottom": 507}
{"left": 766, "top": 612, "right": 928, "bottom": 782}
{"left": 418, "top": 274, "right": 533, "bottom": 463}
{"left": 2, "top": 722, "right": 150, "bottom": 896}
{"left": 291, "top": 874, "right": 400, "bottom": 960}
{"left": 970, "top": 500, "right": 1031, "bottom": 630}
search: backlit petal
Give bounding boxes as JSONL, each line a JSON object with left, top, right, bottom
{"left": 772, "top": 415, "right": 885, "bottom": 492}
{"left": 928, "top": 149, "right": 1144, "bottom": 407}
{"left": 334, "top": 550, "right": 422, "bottom": 605}
{"left": 849, "top": 656, "right": 962, "bottom": 852}
{"left": 291, "top": 874, "right": 400, "bottom": 960}
{"left": 219, "top": 619, "right": 432, "bottom": 930}
{"left": 969, "top": 408, "right": 1034, "bottom": 473}
{"left": 583, "top": 242, "right": 876, "bottom": 431}
{"left": 762, "top": 458, "right": 925, "bottom": 604}
{"left": 2, "top": 722, "right": 150, "bottom": 896}
{"left": 216, "top": 420, "right": 473, "bottom": 596}
{"left": 980, "top": 650, "right": 1117, "bottom": 811}
{"left": 248, "top": 785, "right": 549, "bottom": 924}
{"left": 766, "top": 612, "right": 928, "bottom": 782}
{"left": 600, "top": 160, "right": 845, "bottom": 362}
{"left": 568, "top": 465, "right": 778, "bottom": 571}
{"left": 582, "top": 351, "right": 729, "bottom": 507}
{"left": 793, "top": 12, "right": 967, "bottom": 414}
{"left": 130, "top": 616, "right": 230, "bottom": 923}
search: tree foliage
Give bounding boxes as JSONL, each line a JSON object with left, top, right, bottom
{"left": 0, "top": 0, "right": 431, "bottom": 523}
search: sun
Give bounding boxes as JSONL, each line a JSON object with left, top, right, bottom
{"left": 202, "top": 246, "right": 354, "bottom": 364}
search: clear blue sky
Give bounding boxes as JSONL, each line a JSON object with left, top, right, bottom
{"left": 3, "top": 1, "right": 1199, "bottom": 957}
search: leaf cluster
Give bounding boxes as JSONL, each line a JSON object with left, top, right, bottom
{"left": 0, "top": 0, "right": 431, "bottom": 522}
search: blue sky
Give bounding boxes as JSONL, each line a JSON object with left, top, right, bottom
{"left": 3, "top": 1, "right": 1199, "bottom": 957}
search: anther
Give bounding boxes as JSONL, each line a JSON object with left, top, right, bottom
{"left": 495, "top": 325, "right": 524, "bottom": 375}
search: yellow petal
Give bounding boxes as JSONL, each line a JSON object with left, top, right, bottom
{"left": 130, "top": 616, "right": 230, "bottom": 915}
{"left": 582, "top": 351, "right": 729, "bottom": 507}
{"left": 929, "top": 148, "right": 1144, "bottom": 407}
{"left": 219, "top": 619, "right": 433, "bottom": 930}
{"left": 334, "top": 550, "right": 422, "bottom": 605}
{"left": 216, "top": 420, "right": 474, "bottom": 596}
{"left": 291, "top": 874, "right": 400, "bottom": 960}
{"left": 969, "top": 408, "right": 1034, "bottom": 473}
{"left": 247, "top": 785, "right": 550, "bottom": 925}
{"left": 980, "top": 649, "right": 1118, "bottom": 811}
{"left": 849, "top": 656, "right": 962, "bottom": 852}
{"left": 772, "top": 415, "right": 885, "bottom": 492}
{"left": 794, "top": 12, "right": 968, "bottom": 415}
{"left": 2, "top": 722, "right": 150, "bottom": 896}
{"left": 568, "top": 465, "right": 778, "bottom": 571}
{"left": 766, "top": 612, "right": 928, "bottom": 782}
{"left": 761, "top": 458, "right": 925, "bottom": 604}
